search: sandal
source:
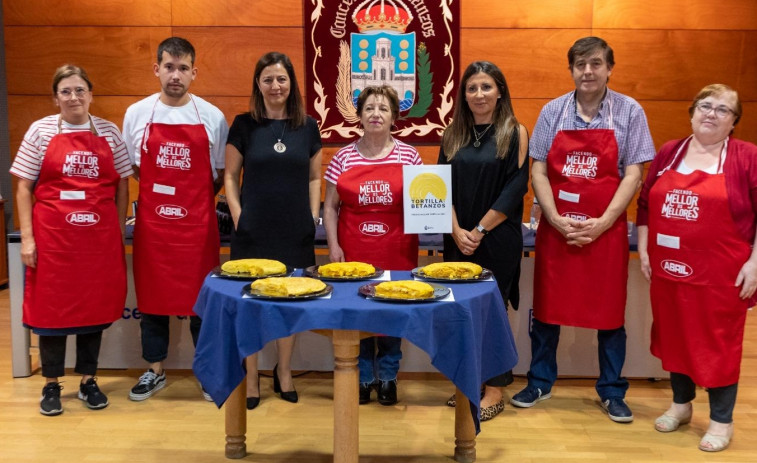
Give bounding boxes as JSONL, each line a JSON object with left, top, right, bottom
{"left": 654, "top": 405, "right": 692, "bottom": 432}
{"left": 699, "top": 423, "right": 733, "bottom": 452}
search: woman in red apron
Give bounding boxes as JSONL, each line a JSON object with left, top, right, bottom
{"left": 323, "top": 85, "right": 422, "bottom": 406}
{"left": 11, "top": 65, "right": 130, "bottom": 416}
{"left": 637, "top": 84, "right": 757, "bottom": 452}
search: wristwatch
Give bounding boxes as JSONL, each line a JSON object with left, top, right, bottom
{"left": 475, "top": 224, "right": 489, "bottom": 235}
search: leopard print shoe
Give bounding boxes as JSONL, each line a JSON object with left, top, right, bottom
{"left": 480, "top": 399, "right": 505, "bottom": 421}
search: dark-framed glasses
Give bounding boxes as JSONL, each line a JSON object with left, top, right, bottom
{"left": 696, "top": 102, "right": 736, "bottom": 118}
{"left": 57, "top": 87, "right": 89, "bottom": 100}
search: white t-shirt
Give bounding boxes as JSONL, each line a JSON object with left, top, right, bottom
{"left": 122, "top": 93, "right": 228, "bottom": 179}
{"left": 10, "top": 114, "right": 134, "bottom": 181}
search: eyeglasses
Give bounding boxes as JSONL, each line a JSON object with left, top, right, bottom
{"left": 695, "top": 102, "right": 736, "bottom": 118}
{"left": 57, "top": 87, "right": 89, "bottom": 100}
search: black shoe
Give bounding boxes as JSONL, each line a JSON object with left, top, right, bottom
{"left": 246, "top": 397, "right": 260, "bottom": 410}
{"left": 272, "top": 364, "right": 298, "bottom": 403}
{"left": 40, "top": 382, "right": 63, "bottom": 416}
{"left": 359, "top": 383, "right": 374, "bottom": 405}
{"left": 129, "top": 369, "right": 166, "bottom": 401}
{"left": 377, "top": 379, "right": 397, "bottom": 406}
{"left": 247, "top": 374, "right": 260, "bottom": 410}
{"left": 78, "top": 377, "right": 109, "bottom": 410}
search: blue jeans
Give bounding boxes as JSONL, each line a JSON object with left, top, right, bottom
{"left": 526, "top": 317, "right": 629, "bottom": 400}
{"left": 359, "top": 336, "right": 402, "bottom": 384}
{"left": 140, "top": 314, "right": 202, "bottom": 363}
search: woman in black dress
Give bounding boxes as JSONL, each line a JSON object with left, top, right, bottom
{"left": 438, "top": 61, "right": 529, "bottom": 421}
{"left": 224, "top": 52, "right": 322, "bottom": 409}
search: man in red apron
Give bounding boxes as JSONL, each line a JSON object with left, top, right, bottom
{"left": 509, "top": 37, "right": 656, "bottom": 423}
{"left": 122, "top": 38, "right": 228, "bottom": 401}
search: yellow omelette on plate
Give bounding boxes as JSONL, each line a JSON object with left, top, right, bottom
{"left": 421, "top": 262, "right": 483, "bottom": 279}
{"left": 374, "top": 280, "right": 435, "bottom": 299}
{"left": 249, "top": 277, "right": 326, "bottom": 297}
{"left": 221, "top": 259, "right": 286, "bottom": 277}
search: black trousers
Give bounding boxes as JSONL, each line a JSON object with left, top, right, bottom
{"left": 39, "top": 331, "right": 103, "bottom": 378}
{"left": 140, "top": 313, "right": 202, "bottom": 363}
{"left": 671, "top": 372, "right": 738, "bottom": 423}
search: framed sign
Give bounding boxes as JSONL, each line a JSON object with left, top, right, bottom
{"left": 305, "top": 0, "right": 460, "bottom": 144}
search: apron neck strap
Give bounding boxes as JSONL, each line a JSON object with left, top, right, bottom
{"left": 142, "top": 94, "right": 203, "bottom": 152}
{"left": 658, "top": 135, "right": 728, "bottom": 176}
{"left": 58, "top": 115, "right": 97, "bottom": 135}
{"left": 560, "top": 91, "right": 614, "bottom": 131}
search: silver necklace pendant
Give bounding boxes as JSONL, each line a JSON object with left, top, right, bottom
{"left": 472, "top": 123, "right": 492, "bottom": 148}
{"left": 274, "top": 140, "right": 287, "bottom": 153}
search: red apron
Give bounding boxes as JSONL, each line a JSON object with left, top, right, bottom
{"left": 133, "top": 98, "right": 220, "bottom": 316}
{"left": 534, "top": 101, "right": 628, "bottom": 329}
{"left": 24, "top": 123, "right": 126, "bottom": 329}
{"left": 336, "top": 157, "right": 418, "bottom": 271}
{"left": 648, "top": 139, "right": 749, "bottom": 387}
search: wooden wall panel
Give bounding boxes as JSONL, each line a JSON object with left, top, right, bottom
{"left": 3, "top": 0, "right": 171, "bottom": 26}
{"left": 5, "top": 27, "right": 171, "bottom": 96}
{"left": 462, "top": 0, "right": 593, "bottom": 29}
{"left": 172, "top": 0, "right": 302, "bottom": 26}
{"left": 739, "top": 103, "right": 757, "bottom": 145}
{"left": 202, "top": 96, "right": 254, "bottom": 126}
{"left": 600, "top": 29, "right": 748, "bottom": 102}
{"left": 512, "top": 99, "right": 551, "bottom": 134}
{"left": 4, "top": 0, "right": 757, "bottom": 227}
{"left": 594, "top": 0, "right": 757, "bottom": 30}
{"left": 638, "top": 101, "right": 692, "bottom": 150}
{"left": 739, "top": 32, "right": 757, "bottom": 102}
{"left": 462, "top": 29, "right": 591, "bottom": 99}
{"left": 173, "top": 27, "right": 305, "bottom": 98}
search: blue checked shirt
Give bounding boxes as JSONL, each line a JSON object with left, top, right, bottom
{"left": 529, "top": 89, "right": 656, "bottom": 176}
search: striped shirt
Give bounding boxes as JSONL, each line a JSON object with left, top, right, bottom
{"left": 10, "top": 114, "right": 133, "bottom": 181}
{"left": 324, "top": 138, "right": 422, "bottom": 184}
{"left": 529, "top": 89, "right": 655, "bottom": 175}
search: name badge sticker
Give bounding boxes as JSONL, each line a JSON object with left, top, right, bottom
{"left": 558, "top": 190, "right": 580, "bottom": 203}
{"left": 153, "top": 183, "right": 176, "bottom": 196}
{"left": 60, "top": 191, "right": 85, "bottom": 200}
{"left": 657, "top": 233, "right": 680, "bottom": 249}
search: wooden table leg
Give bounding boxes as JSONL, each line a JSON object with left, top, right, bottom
{"left": 225, "top": 377, "right": 247, "bottom": 459}
{"left": 331, "top": 330, "right": 360, "bottom": 463}
{"left": 454, "top": 387, "right": 476, "bottom": 462}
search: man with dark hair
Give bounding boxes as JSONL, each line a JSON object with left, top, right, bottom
{"left": 122, "top": 36, "right": 228, "bottom": 401}
{"left": 510, "top": 36, "right": 655, "bottom": 422}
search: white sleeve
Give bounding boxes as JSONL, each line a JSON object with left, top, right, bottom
{"left": 122, "top": 105, "right": 142, "bottom": 167}
{"left": 211, "top": 114, "right": 229, "bottom": 170}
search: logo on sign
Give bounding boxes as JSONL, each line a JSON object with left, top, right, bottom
{"left": 156, "top": 204, "right": 188, "bottom": 219}
{"left": 661, "top": 259, "right": 692, "bottom": 278}
{"left": 561, "top": 212, "right": 589, "bottom": 222}
{"left": 66, "top": 211, "right": 100, "bottom": 226}
{"left": 409, "top": 172, "right": 446, "bottom": 209}
{"left": 360, "top": 221, "right": 388, "bottom": 236}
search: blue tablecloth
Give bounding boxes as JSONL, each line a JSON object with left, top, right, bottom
{"left": 192, "top": 270, "right": 518, "bottom": 432}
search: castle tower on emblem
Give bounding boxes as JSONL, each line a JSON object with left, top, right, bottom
{"left": 350, "top": 0, "right": 416, "bottom": 111}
